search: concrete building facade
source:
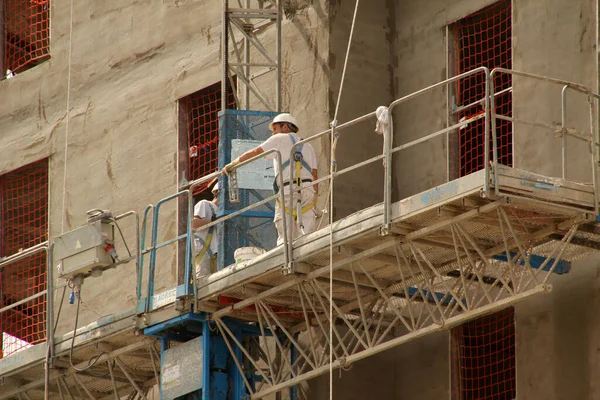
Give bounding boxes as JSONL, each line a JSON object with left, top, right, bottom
{"left": 1, "top": 0, "right": 600, "bottom": 399}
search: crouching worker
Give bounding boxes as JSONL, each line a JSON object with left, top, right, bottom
{"left": 193, "top": 179, "right": 219, "bottom": 278}
{"left": 222, "top": 113, "right": 318, "bottom": 245}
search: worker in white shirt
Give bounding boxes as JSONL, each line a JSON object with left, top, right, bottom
{"left": 222, "top": 113, "right": 318, "bottom": 245}
{"left": 193, "top": 179, "right": 219, "bottom": 278}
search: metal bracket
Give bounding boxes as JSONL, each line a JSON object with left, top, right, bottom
{"left": 281, "top": 261, "right": 295, "bottom": 276}
{"left": 229, "top": 170, "right": 240, "bottom": 204}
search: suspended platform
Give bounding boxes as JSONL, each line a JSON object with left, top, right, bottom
{"left": 183, "top": 164, "right": 600, "bottom": 398}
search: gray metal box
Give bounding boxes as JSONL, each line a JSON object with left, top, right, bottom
{"left": 53, "top": 220, "right": 115, "bottom": 280}
{"left": 161, "top": 336, "right": 203, "bottom": 399}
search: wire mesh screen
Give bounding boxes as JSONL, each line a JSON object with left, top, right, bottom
{"left": 0, "top": 159, "right": 48, "bottom": 357}
{"left": 452, "top": 307, "right": 516, "bottom": 400}
{"left": 218, "top": 110, "right": 279, "bottom": 269}
{"left": 3, "top": 0, "right": 50, "bottom": 75}
{"left": 182, "top": 81, "right": 236, "bottom": 194}
{"left": 455, "top": 0, "right": 512, "bottom": 177}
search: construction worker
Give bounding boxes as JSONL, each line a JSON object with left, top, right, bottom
{"left": 222, "top": 113, "right": 318, "bottom": 245}
{"left": 193, "top": 179, "right": 219, "bottom": 278}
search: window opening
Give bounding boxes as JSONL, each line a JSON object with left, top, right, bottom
{"left": 455, "top": 0, "right": 512, "bottom": 177}
{"left": 180, "top": 81, "right": 237, "bottom": 197}
{"left": 451, "top": 307, "right": 516, "bottom": 400}
{"left": 2, "top": 0, "right": 50, "bottom": 78}
{"left": 0, "top": 159, "right": 49, "bottom": 358}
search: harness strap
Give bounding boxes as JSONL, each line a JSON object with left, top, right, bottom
{"left": 276, "top": 199, "right": 315, "bottom": 219}
{"left": 194, "top": 225, "right": 215, "bottom": 265}
{"left": 194, "top": 203, "right": 217, "bottom": 265}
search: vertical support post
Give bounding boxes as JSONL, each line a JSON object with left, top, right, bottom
{"left": 202, "top": 321, "right": 211, "bottom": 400}
{"left": 276, "top": 0, "right": 282, "bottom": 112}
{"left": 486, "top": 68, "right": 495, "bottom": 197}
{"left": 222, "top": 0, "right": 229, "bottom": 111}
{"left": 244, "top": 0, "right": 250, "bottom": 110}
{"left": 561, "top": 85, "right": 568, "bottom": 180}
{"left": 589, "top": 95, "right": 599, "bottom": 213}
{"left": 382, "top": 111, "right": 392, "bottom": 235}
{"left": 45, "top": 245, "right": 54, "bottom": 400}
{"left": 160, "top": 338, "right": 168, "bottom": 400}
{"left": 232, "top": 325, "right": 245, "bottom": 400}
{"left": 290, "top": 333, "right": 298, "bottom": 400}
{"left": 0, "top": 0, "right": 5, "bottom": 76}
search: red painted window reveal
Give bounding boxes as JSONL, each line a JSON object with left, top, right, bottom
{"left": 0, "top": 159, "right": 49, "bottom": 357}
{"left": 456, "top": 0, "right": 512, "bottom": 177}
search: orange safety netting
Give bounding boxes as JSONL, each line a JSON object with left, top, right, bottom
{"left": 0, "top": 159, "right": 48, "bottom": 357}
{"left": 456, "top": 0, "right": 512, "bottom": 177}
{"left": 183, "top": 82, "right": 236, "bottom": 194}
{"left": 452, "top": 308, "right": 516, "bottom": 400}
{"left": 3, "top": 0, "right": 50, "bottom": 75}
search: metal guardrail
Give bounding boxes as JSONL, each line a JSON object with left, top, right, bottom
{"left": 136, "top": 67, "right": 600, "bottom": 314}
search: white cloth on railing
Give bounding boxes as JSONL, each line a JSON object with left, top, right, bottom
{"left": 375, "top": 106, "right": 389, "bottom": 135}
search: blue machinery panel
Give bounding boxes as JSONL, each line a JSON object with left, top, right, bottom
{"left": 218, "top": 110, "right": 279, "bottom": 268}
{"left": 144, "top": 313, "right": 296, "bottom": 400}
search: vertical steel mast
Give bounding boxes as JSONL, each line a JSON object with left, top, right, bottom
{"left": 222, "top": 0, "right": 282, "bottom": 112}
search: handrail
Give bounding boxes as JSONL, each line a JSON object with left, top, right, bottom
{"left": 135, "top": 67, "right": 600, "bottom": 315}
{"left": 0, "top": 244, "right": 50, "bottom": 360}
{"left": 490, "top": 68, "right": 600, "bottom": 212}
{"left": 138, "top": 204, "right": 154, "bottom": 301}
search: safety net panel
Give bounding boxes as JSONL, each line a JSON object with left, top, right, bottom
{"left": 3, "top": 0, "right": 50, "bottom": 75}
{"left": 183, "top": 81, "right": 236, "bottom": 194}
{"left": 451, "top": 307, "right": 516, "bottom": 400}
{"left": 455, "top": 0, "right": 512, "bottom": 177}
{"left": 0, "top": 159, "right": 49, "bottom": 357}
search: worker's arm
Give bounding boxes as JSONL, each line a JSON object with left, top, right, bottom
{"left": 193, "top": 216, "right": 210, "bottom": 229}
{"left": 312, "top": 168, "right": 318, "bottom": 198}
{"left": 222, "top": 147, "right": 265, "bottom": 175}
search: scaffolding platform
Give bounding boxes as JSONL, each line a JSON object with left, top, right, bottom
{"left": 187, "top": 165, "right": 600, "bottom": 398}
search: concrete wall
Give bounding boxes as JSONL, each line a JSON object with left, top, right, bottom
{"left": 328, "top": 0, "right": 393, "bottom": 219}
{"left": 512, "top": 0, "right": 596, "bottom": 182}
{"left": 309, "top": 331, "right": 449, "bottom": 400}
{"left": 0, "top": 0, "right": 331, "bottom": 336}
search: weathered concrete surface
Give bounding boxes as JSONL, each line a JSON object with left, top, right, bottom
{"left": 0, "top": 0, "right": 331, "bottom": 336}
{"left": 328, "top": 0, "right": 393, "bottom": 219}
{"left": 309, "top": 331, "right": 449, "bottom": 400}
{"left": 513, "top": 0, "right": 596, "bottom": 183}
{"left": 516, "top": 252, "right": 600, "bottom": 400}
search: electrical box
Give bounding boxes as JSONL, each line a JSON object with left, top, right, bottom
{"left": 53, "top": 220, "right": 116, "bottom": 280}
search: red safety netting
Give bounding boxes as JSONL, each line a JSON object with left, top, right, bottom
{"left": 452, "top": 308, "right": 516, "bottom": 400}
{"left": 0, "top": 159, "right": 49, "bottom": 357}
{"left": 456, "top": 0, "right": 512, "bottom": 177}
{"left": 3, "top": 0, "right": 50, "bottom": 75}
{"left": 182, "top": 82, "right": 236, "bottom": 194}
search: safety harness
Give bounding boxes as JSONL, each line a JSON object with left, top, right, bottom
{"left": 194, "top": 202, "right": 217, "bottom": 273}
{"left": 274, "top": 134, "right": 314, "bottom": 228}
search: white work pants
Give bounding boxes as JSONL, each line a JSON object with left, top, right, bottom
{"left": 274, "top": 186, "right": 316, "bottom": 245}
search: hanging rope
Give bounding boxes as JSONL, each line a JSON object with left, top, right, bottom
{"left": 328, "top": 1, "right": 360, "bottom": 399}
{"left": 60, "top": 0, "right": 75, "bottom": 234}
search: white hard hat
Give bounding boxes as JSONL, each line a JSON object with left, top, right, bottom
{"left": 269, "top": 113, "right": 298, "bottom": 131}
{"left": 212, "top": 182, "right": 219, "bottom": 194}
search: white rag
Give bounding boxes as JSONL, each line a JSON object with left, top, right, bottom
{"left": 375, "top": 106, "right": 389, "bottom": 135}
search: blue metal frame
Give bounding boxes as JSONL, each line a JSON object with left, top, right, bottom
{"left": 492, "top": 251, "right": 571, "bottom": 274}
{"left": 217, "top": 109, "right": 279, "bottom": 269}
{"left": 144, "top": 313, "right": 275, "bottom": 400}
